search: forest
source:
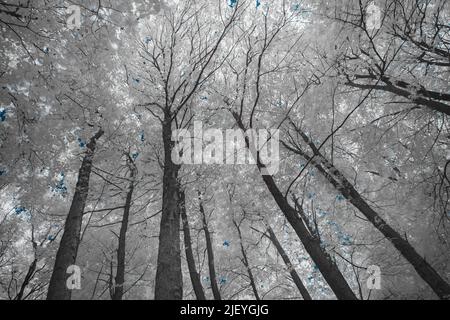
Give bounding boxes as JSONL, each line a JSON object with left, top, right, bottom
{"left": 0, "top": 0, "right": 449, "bottom": 300}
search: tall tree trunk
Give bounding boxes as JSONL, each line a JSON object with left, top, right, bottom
{"left": 154, "top": 116, "right": 183, "bottom": 300}
{"left": 286, "top": 128, "right": 450, "bottom": 300}
{"left": 233, "top": 219, "right": 260, "bottom": 300}
{"left": 199, "top": 191, "right": 221, "bottom": 300}
{"left": 112, "top": 160, "right": 136, "bottom": 300}
{"left": 47, "top": 129, "right": 104, "bottom": 300}
{"left": 266, "top": 226, "right": 312, "bottom": 300}
{"left": 231, "top": 112, "right": 357, "bottom": 300}
{"left": 180, "top": 188, "right": 206, "bottom": 300}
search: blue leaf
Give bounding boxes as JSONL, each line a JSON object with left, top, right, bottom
{"left": 0, "top": 108, "right": 6, "bottom": 122}
{"left": 336, "top": 194, "right": 345, "bottom": 201}
{"left": 139, "top": 130, "right": 145, "bottom": 142}
{"left": 256, "top": 0, "right": 261, "bottom": 8}
{"left": 307, "top": 192, "right": 315, "bottom": 199}
{"left": 291, "top": 3, "right": 301, "bottom": 12}
{"left": 228, "top": 0, "right": 237, "bottom": 8}
{"left": 219, "top": 276, "right": 227, "bottom": 285}
{"left": 15, "top": 207, "right": 26, "bottom": 215}
{"left": 223, "top": 240, "right": 230, "bottom": 247}
{"left": 78, "top": 137, "right": 86, "bottom": 148}
{"left": 132, "top": 152, "right": 139, "bottom": 160}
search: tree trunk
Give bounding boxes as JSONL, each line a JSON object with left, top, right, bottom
{"left": 289, "top": 126, "right": 450, "bottom": 300}
{"left": 266, "top": 226, "right": 312, "bottom": 300}
{"left": 199, "top": 191, "right": 221, "bottom": 300}
{"left": 15, "top": 258, "right": 37, "bottom": 300}
{"left": 47, "top": 129, "right": 104, "bottom": 300}
{"left": 154, "top": 116, "right": 183, "bottom": 300}
{"left": 180, "top": 188, "right": 206, "bottom": 300}
{"left": 231, "top": 112, "right": 357, "bottom": 300}
{"left": 112, "top": 161, "right": 136, "bottom": 300}
{"left": 233, "top": 219, "right": 260, "bottom": 300}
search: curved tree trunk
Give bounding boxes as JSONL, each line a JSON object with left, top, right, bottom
{"left": 231, "top": 112, "right": 357, "bottom": 300}
{"left": 285, "top": 124, "right": 450, "bottom": 300}
{"left": 180, "top": 188, "right": 206, "bottom": 300}
{"left": 112, "top": 160, "right": 136, "bottom": 300}
{"left": 266, "top": 226, "right": 312, "bottom": 300}
{"left": 154, "top": 116, "right": 183, "bottom": 300}
{"left": 47, "top": 129, "right": 104, "bottom": 300}
{"left": 199, "top": 191, "right": 221, "bottom": 300}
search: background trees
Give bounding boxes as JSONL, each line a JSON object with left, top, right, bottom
{"left": 1, "top": 0, "right": 448, "bottom": 300}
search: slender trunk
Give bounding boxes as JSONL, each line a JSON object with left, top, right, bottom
{"left": 180, "top": 188, "right": 206, "bottom": 300}
{"left": 233, "top": 219, "right": 260, "bottom": 300}
{"left": 47, "top": 129, "right": 104, "bottom": 300}
{"left": 15, "top": 258, "right": 37, "bottom": 300}
{"left": 231, "top": 112, "right": 357, "bottom": 300}
{"left": 154, "top": 116, "right": 183, "bottom": 300}
{"left": 290, "top": 127, "right": 450, "bottom": 300}
{"left": 199, "top": 191, "right": 221, "bottom": 300}
{"left": 266, "top": 226, "right": 312, "bottom": 300}
{"left": 112, "top": 163, "right": 136, "bottom": 300}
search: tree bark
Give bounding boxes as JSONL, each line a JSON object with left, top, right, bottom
{"left": 47, "top": 128, "right": 104, "bottom": 300}
{"left": 199, "top": 191, "right": 221, "bottom": 300}
{"left": 231, "top": 112, "right": 357, "bottom": 300}
{"left": 112, "top": 160, "right": 136, "bottom": 300}
{"left": 266, "top": 226, "right": 312, "bottom": 300}
{"left": 154, "top": 116, "right": 183, "bottom": 300}
{"left": 180, "top": 188, "right": 206, "bottom": 300}
{"left": 286, "top": 127, "right": 450, "bottom": 300}
{"left": 233, "top": 219, "right": 260, "bottom": 300}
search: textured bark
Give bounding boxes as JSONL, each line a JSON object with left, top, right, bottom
{"left": 233, "top": 219, "right": 260, "bottom": 300}
{"left": 288, "top": 127, "right": 450, "bottom": 300}
{"left": 112, "top": 162, "right": 136, "bottom": 300}
{"left": 231, "top": 112, "right": 357, "bottom": 300}
{"left": 266, "top": 226, "right": 312, "bottom": 300}
{"left": 47, "top": 129, "right": 104, "bottom": 300}
{"left": 180, "top": 189, "right": 206, "bottom": 300}
{"left": 199, "top": 191, "right": 221, "bottom": 300}
{"left": 154, "top": 116, "right": 183, "bottom": 300}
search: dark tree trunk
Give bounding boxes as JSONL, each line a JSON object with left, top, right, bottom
{"left": 231, "top": 112, "right": 357, "bottom": 300}
{"left": 112, "top": 161, "right": 136, "bottom": 300}
{"left": 233, "top": 219, "right": 260, "bottom": 300}
{"left": 180, "top": 188, "right": 206, "bottom": 300}
{"left": 266, "top": 226, "right": 312, "bottom": 300}
{"left": 154, "top": 116, "right": 183, "bottom": 300}
{"left": 199, "top": 191, "right": 221, "bottom": 300}
{"left": 288, "top": 127, "right": 450, "bottom": 300}
{"left": 260, "top": 174, "right": 357, "bottom": 300}
{"left": 15, "top": 258, "right": 37, "bottom": 300}
{"left": 47, "top": 129, "right": 104, "bottom": 300}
